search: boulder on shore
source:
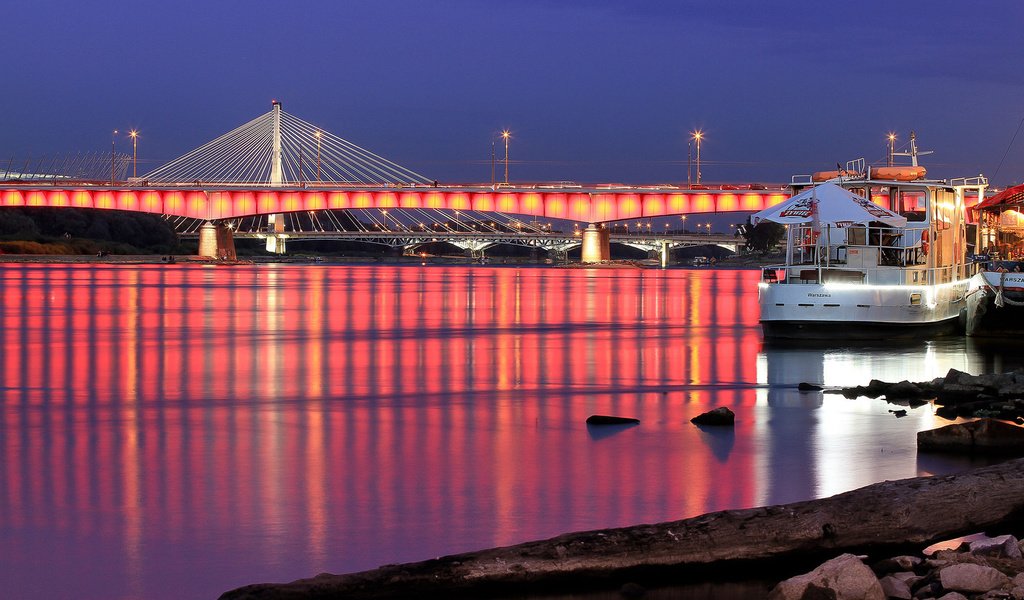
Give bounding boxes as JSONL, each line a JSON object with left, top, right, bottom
{"left": 690, "top": 406, "right": 735, "bottom": 426}
{"left": 918, "top": 418, "right": 1024, "bottom": 455}
{"left": 767, "top": 553, "right": 884, "bottom": 600}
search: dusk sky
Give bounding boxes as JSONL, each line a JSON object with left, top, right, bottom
{"left": 4, "top": 1, "right": 1024, "bottom": 186}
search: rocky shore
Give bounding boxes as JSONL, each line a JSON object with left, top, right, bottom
{"left": 771, "top": 535, "right": 1024, "bottom": 600}
{"left": 219, "top": 370, "right": 1024, "bottom": 599}
{"left": 831, "top": 368, "right": 1024, "bottom": 424}
{"left": 220, "top": 457, "right": 1024, "bottom": 600}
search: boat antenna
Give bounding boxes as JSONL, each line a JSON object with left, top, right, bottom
{"left": 892, "top": 131, "right": 934, "bottom": 167}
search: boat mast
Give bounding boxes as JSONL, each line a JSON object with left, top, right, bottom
{"left": 892, "top": 131, "right": 934, "bottom": 167}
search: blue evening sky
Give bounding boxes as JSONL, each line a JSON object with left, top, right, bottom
{"left": 2, "top": 0, "right": 1023, "bottom": 185}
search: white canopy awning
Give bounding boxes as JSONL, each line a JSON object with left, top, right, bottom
{"left": 752, "top": 182, "right": 907, "bottom": 228}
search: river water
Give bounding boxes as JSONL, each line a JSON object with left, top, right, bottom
{"left": 0, "top": 263, "right": 1018, "bottom": 599}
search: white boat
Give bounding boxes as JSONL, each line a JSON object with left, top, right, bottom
{"left": 754, "top": 138, "right": 988, "bottom": 340}
{"left": 965, "top": 184, "right": 1024, "bottom": 337}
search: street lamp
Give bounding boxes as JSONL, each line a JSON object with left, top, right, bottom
{"left": 691, "top": 130, "right": 704, "bottom": 184}
{"left": 110, "top": 129, "right": 118, "bottom": 185}
{"left": 381, "top": 209, "right": 389, "bottom": 231}
{"left": 128, "top": 129, "right": 138, "bottom": 179}
{"left": 681, "top": 215, "right": 687, "bottom": 233}
{"left": 687, "top": 140, "right": 692, "bottom": 188}
{"left": 315, "top": 130, "right": 322, "bottom": 182}
{"left": 454, "top": 210, "right": 460, "bottom": 231}
{"left": 887, "top": 132, "right": 897, "bottom": 167}
{"left": 501, "top": 129, "right": 511, "bottom": 184}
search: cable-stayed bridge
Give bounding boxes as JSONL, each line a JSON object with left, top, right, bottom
{"left": 0, "top": 102, "right": 788, "bottom": 260}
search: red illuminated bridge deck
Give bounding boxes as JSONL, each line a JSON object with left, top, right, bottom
{"left": 0, "top": 183, "right": 790, "bottom": 222}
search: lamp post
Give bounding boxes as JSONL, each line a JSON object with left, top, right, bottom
{"left": 490, "top": 138, "right": 495, "bottom": 185}
{"left": 128, "top": 130, "right": 138, "bottom": 179}
{"left": 691, "top": 130, "right": 704, "bottom": 184}
{"left": 501, "top": 129, "right": 510, "bottom": 184}
{"left": 315, "top": 130, "right": 322, "bottom": 182}
{"left": 381, "top": 209, "right": 389, "bottom": 231}
{"left": 110, "top": 129, "right": 118, "bottom": 185}
{"left": 687, "top": 140, "right": 692, "bottom": 188}
{"left": 887, "top": 132, "right": 897, "bottom": 167}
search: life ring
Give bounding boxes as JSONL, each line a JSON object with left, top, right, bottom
{"left": 921, "top": 230, "right": 930, "bottom": 255}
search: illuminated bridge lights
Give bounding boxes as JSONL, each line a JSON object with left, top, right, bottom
{"left": 0, "top": 186, "right": 791, "bottom": 222}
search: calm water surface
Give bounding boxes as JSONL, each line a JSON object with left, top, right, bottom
{"left": 1, "top": 263, "right": 1019, "bottom": 600}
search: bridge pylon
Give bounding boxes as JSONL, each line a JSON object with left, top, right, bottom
{"left": 580, "top": 224, "right": 610, "bottom": 262}
{"left": 266, "top": 101, "right": 286, "bottom": 254}
{"left": 197, "top": 221, "right": 237, "bottom": 260}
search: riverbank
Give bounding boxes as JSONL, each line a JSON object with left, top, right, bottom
{"left": 219, "top": 458, "right": 1024, "bottom": 600}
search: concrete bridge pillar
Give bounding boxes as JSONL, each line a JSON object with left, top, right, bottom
{"left": 198, "top": 222, "right": 218, "bottom": 258}
{"left": 581, "top": 224, "right": 610, "bottom": 262}
{"left": 198, "top": 221, "right": 238, "bottom": 260}
{"left": 265, "top": 214, "right": 286, "bottom": 253}
{"left": 660, "top": 240, "right": 669, "bottom": 268}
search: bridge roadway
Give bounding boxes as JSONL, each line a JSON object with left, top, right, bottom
{"left": 179, "top": 229, "right": 742, "bottom": 252}
{"left": 0, "top": 182, "right": 789, "bottom": 223}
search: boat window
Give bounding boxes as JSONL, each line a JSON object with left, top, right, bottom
{"left": 898, "top": 189, "right": 927, "bottom": 221}
{"left": 933, "top": 189, "right": 954, "bottom": 231}
{"left": 868, "top": 186, "right": 891, "bottom": 211}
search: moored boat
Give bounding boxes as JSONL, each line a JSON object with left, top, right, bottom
{"left": 754, "top": 136, "right": 988, "bottom": 340}
{"left": 965, "top": 266, "right": 1024, "bottom": 337}
{"left": 965, "top": 184, "right": 1024, "bottom": 337}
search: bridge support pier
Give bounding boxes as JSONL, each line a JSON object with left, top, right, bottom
{"left": 580, "top": 224, "right": 610, "bottom": 262}
{"left": 660, "top": 240, "right": 669, "bottom": 268}
{"left": 198, "top": 221, "right": 237, "bottom": 260}
{"left": 265, "top": 214, "right": 286, "bottom": 254}
{"left": 217, "top": 223, "right": 237, "bottom": 260}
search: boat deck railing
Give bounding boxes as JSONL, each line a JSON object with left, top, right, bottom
{"left": 761, "top": 224, "right": 967, "bottom": 286}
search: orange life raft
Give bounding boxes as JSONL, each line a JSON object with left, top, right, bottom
{"left": 873, "top": 166, "right": 927, "bottom": 181}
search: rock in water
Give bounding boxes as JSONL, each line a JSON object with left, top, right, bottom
{"left": 768, "top": 553, "right": 884, "bottom": 600}
{"left": 689, "top": 407, "right": 735, "bottom": 426}
{"left": 918, "top": 418, "right": 1024, "bottom": 454}
{"left": 586, "top": 415, "right": 640, "bottom": 425}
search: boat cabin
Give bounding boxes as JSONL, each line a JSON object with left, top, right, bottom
{"left": 769, "top": 157, "right": 985, "bottom": 287}
{"left": 973, "top": 183, "right": 1024, "bottom": 264}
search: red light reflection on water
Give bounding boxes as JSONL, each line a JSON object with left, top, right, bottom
{"left": 0, "top": 263, "right": 764, "bottom": 599}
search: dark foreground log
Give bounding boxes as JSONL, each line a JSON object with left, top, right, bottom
{"left": 220, "top": 459, "right": 1024, "bottom": 600}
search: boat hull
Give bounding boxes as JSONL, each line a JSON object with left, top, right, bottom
{"left": 965, "top": 271, "right": 1024, "bottom": 338}
{"left": 759, "top": 280, "right": 968, "bottom": 340}
{"left": 761, "top": 318, "right": 959, "bottom": 341}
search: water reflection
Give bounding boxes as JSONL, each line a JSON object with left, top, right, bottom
{"left": 0, "top": 263, "right": 1016, "bottom": 600}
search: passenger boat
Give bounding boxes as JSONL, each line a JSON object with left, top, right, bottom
{"left": 754, "top": 137, "right": 988, "bottom": 340}
{"left": 964, "top": 184, "right": 1024, "bottom": 337}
